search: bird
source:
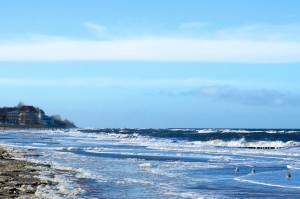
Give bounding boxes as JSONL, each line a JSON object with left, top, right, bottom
{"left": 286, "top": 172, "right": 291, "bottom": 178}
{"left": 235, "top": 167, "right": 239, "bottom": 173}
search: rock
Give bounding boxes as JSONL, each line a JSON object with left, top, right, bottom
{"left": 8, "top": 187, "right": 19, "bottom": 194}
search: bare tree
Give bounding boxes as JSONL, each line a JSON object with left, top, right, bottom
{"left": 52, "top": 114, "right": 62, "bottom": 121}
{"left": 17, "top": 101, "right": 25, "bottom": 108}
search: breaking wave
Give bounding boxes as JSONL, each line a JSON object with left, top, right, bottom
{"left": 192, "top": 139, "right": 300, "bottom": 149}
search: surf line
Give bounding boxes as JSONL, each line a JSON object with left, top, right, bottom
{"left": 234, "top": 177, "right": 300, "bottom": 189}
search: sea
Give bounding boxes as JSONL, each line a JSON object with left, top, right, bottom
{"left": 0, "top": 128, "right": 300, "bottom": 198}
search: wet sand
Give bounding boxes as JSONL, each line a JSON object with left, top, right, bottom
{"left": 0, "top": 147, "right": 52, "bottom": 198}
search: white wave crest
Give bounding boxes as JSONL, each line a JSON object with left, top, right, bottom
{"left": 192, "top": 139, "right": 299, "bottom": 149}
{"left": 139, "top": 163, "right": 152, "bottom": 168}
{"left": 196, "top": 129, "right": 216, "bottom": 134}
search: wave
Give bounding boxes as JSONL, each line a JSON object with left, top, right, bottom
{"left": 287, "top": 164, "right": 300, "bottom": 170}
{"left": 192, "top": 139, "right": 300, "bottom": 149}
{"left": 74, "top": 129, "right": 300, "bottom": 152}
{"left": 235, "top": 169, "right": 300, "bottom": 190}
{"left": 196, "top": 129, "right": 216, "bottom": 134}
{"left": 80, "top": 128, "right": 300, "bottom": 144}
{"left": 235, "top": 178, "right": 300, "bottom": 189}
{"left": 287, "top": 165, "right": 300, "bottom": 170}
{"left": 221, "top": 129, "right": 255, "bottom": 133}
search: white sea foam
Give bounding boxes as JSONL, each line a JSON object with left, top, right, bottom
{"left": 170, "top": 128, "right": 192, "bottom": 132}
{"left": 123, "top": 178, "right": 154, "bottom": 185}
{"left": 83, "top": 147, "right": 105, "bottom": 151}
{"left": 266, "top": 130, "right": 278, "bottom": 134}
{"left": 34, "top": 164, "right": 86, "bottom": 198}
{"left": 116, "top": 181, "right": 125, "bottom": 185}
{"left": 32, "top": 142, "right": 48, "bottom": 146}
{"left": 236, "top": 177, "right": 300, "bottom": 189}
{"left": 235, "top": 168, "right": 300, "bottom": 190}
{"left": 74, "top": 168, "right": 102, "bottom": 180}
{"left": 221, "top": 129, "right": 252, "bottom": 133}
{"left": 67, "top": 147, "right": 80, "bottom": 150}
{"left": 192, "top": 139, "right": 299, "bottom": 149}
{"left": 139, "top": 162, "right": 152, "bottom": 168}
{"left": 196, "top": 129, "right": 216, "bottom": 134}
{"left": 164, "top": 191, "right": 206, "bottom": 199}
{"left": 287, "top": 164, "right": 300, "bottom": 170}
{"left": 88, "top": 128, "right": 299, "bottom": 151}
{"left": 35, "top": 182, "right": 85, "bottom": 199}
{"left": 110, "top": 133, "right": 300, "bottom": 160}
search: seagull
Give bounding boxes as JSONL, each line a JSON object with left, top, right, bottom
{"left": 235, "top": 167, "right": 239, "bottom": 173}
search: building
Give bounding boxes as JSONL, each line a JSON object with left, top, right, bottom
{"left": 18, "top": 106, "right": 38, "bottom": 125}
{"left": 0, "top": 107, "right": 17, "bottom": 124}
{"left": 37, "top": 108, "right": 45, "bottom": 122}
{"left": 7, "top": 109, "right": 19, "bottom": 124}
{"left": 41, "top": 115, "right": 55, "bottom": 125}
{"left": 37, "top": 109, "right": 54, "bottom": 125}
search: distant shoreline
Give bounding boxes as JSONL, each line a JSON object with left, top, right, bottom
{"left": 0, "top": 124, "right": 76, "bottom": 130}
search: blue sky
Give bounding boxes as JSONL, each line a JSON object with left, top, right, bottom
{"left": 1, "top": 1, "right": 300, "bottom": 128}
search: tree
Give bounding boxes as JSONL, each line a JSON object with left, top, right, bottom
{"left": 52, "top": 114, "right": 62, "bottom": 121}
{"left": 17, "top": 101, "right": 25, "bottom": 108}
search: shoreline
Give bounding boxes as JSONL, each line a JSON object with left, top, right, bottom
{"left": 0, "top": 145, "right": 84, "bottom": 198}
{"left": 0, "top": 126, "right": 76, "bottom": 131}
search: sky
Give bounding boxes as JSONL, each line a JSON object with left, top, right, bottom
{"left": 1, "top": 0, "right": 300, "bottom": 128}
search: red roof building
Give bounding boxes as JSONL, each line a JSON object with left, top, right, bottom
{"left": 18, "top": 106, "right": 38, "bottom": 125}
{"left": 19, "top": 106, "right": 37, "bottom": 112}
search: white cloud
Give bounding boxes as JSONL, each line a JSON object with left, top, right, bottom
{"left": 1, "top": 23, "right": 300, "bottom": 63}
{"left": 0, "top": 77, "right": 220, "bottom": 88}
{"left": 0, "top": 36, "right": 300, "bottom": 63}
{"left": 183, "top": 86, "right": 300, "bottom": 106}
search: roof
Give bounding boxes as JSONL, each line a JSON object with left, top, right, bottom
{"left": 7, "top": 110, "right": 19, "bottom": 114}
{"left": 19, "top": 106, "right": 36, "bottom": 112}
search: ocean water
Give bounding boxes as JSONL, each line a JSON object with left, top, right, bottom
{"left": 1, "top": 128, "right": 300, "bottom": 198}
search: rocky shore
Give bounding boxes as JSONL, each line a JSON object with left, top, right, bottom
{"left": 0, "top": 147, "right": 52, "bottom": 198}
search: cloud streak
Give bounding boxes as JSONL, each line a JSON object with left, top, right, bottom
{"left": 0, "top": 77, "right": 220, "bottom": 88}
{"left": 1, "top": 76, "right": 299, "bottom": 107}
{"left": 217, "top": 23, "right": 300, "bottom": 41}
{"left": 183, "top": 86, "right": 300, "bottom": 106}
{"left": 0, "top": 37, "right": 300, "bottom": 63}
{"left": 84, "top": 22, "right": 108, "bottom": 38}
